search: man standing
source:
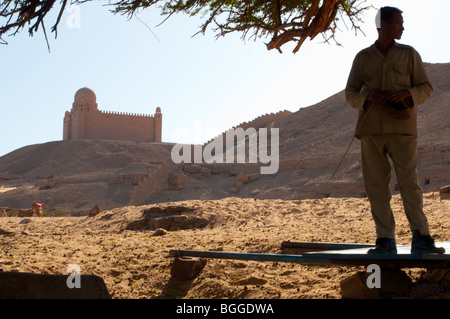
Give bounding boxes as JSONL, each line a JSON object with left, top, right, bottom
{"left": 345, "top": 6, "right": 444, "bottom": 254}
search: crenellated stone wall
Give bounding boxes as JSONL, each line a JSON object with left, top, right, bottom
{"left": 63, "top": 88, "right": 162, "bottom": 143}
{"left": 203, "top": 110, "right": 292, "bottom": 146}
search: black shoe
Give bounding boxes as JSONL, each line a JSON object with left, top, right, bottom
{"left": 367, "top": 238, "right": 397, "bottom": 254}
{"left": 411, "top": 230, "right": 445, "bottom": 254}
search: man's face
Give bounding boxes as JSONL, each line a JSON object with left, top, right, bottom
{"left": 383, "top": 12, "right": 404, "bottom": 40}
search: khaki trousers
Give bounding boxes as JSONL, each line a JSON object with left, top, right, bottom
{"left": 360, "top": 134, "right": 430, "bottom": 239}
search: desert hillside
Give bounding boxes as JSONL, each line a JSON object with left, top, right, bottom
{"left": 0, "top": 63, "right": 449, "bottom": 215}
{"left": 1, "top": 192, "right": 449, "bottom": 299}
{"left": 1, "top": 64, "right": 450, "bottom": 300}
{"left": 273, "top": 63, "right": 450, "bottom": 161}
{"left": 0, "top": 140, "right": 176, "bottom": 215}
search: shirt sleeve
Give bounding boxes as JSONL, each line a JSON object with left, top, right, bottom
{"left": 345, "top": 53, "right": 371, "bottom": 111}
{"left": 408, "top": 49, "right": 433, "bottom": 106}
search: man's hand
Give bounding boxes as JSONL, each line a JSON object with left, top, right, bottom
{"left": 385, "top": 90, "right": 412, "bottom": 103}
{"left": 366, "top": 89, "right": 412, "bottom": 104}
{"left": 366, "top": 90, "right": 387, "bottom": 103}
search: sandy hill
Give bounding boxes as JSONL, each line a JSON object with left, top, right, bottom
{"left": 276, "top": 63, "right": 450, "bottom": 160}
{"left": 0, "top": 63, "right": 449, "bottom": 215}
{"left": 0, "top": 140, "right": 176, "bottom": 215}
{"left": 152, "top": 62, "right": 450, "bottom": 203}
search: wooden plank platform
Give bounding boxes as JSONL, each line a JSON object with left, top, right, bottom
{"left": 169, "top": 241, "right": 450, "bottom": 269}
{"left": 302, "top": 241, "right": 450, "bottom": 268}
{"left": 281, "top": 241, "right": 374, "bottom": 252}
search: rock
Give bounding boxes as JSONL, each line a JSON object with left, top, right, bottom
{"left": 167, "top": 172, "right": 190, "bottom": 190}
{"left": 149, "top": 215, "right": 209, "bottom": 231}
{"left": 153, "top": 215, "right": 188, "bottom": 230}
{"left": 235, "top": 171, "right": 249, "bottom": 185}
{"left": 340, "top": 269, "right": 412, "bottom": 299}
{"left": 340, "top": 272, "right": 380, "bottom": 299}
{"left": 424, "top": 268, "right": 450, "bottom": 283}
{"left": 125, "top": 218, "right": 148, "bottom": 230}
{"left": 19, "top": 218, "right": 31, "bottom": 224}
{"left": 247, "top": 172, "right": 261, "bottom": 182}
{"left": 125, "top": 206, "right": 209, "bottom": 231}
{"left": 182, "top": 164, "right": 202, "bottom": 174}
{"left": 200, "top": 167, "right": 211, "bottom": 177}
{"left": 88, "top": 205, "right": 100, "bottom": 217}
{"left": 0, "top": 271, "right": 110, "bottom": 299}
{"left": 234, "top": 171, "right": 250, "bottom": 188}
{"left": 230, "top": 167, "right": 242, "bottom": 176}
{"left": 440, "top": 185, "right": 450, "bottom": 200}
{"left": 170, "top": 257, "right": 207, "bottom": 281}
{"left": 152, "top": 228, "right": 168, "bottom": 236}
{"left": 208, "top": 163, "right": 221, "bottom": 174}
{"left": 0, "top": 209, "right": 7, "bottom": 217}
{"left": 109, "top": 269, "right": 122, "bottom": 277}
{"left": 0, "top": 228, "right": 14, "bottom": 236}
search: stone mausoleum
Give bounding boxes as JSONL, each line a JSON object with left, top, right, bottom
{"left": 63, "top": 87, "right": 162, "bottom": 142}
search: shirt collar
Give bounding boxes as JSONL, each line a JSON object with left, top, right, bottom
{"left": 369, "top": 40, "right": 399, "bottom": 56}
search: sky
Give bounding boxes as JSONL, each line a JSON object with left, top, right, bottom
{"left": 0, "top": 0, "right": 449, "bottom": 157}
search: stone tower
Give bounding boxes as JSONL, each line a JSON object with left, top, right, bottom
{"left": 63, "top": 87, "right": 162, "bottom": 142}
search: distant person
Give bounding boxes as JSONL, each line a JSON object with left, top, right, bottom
{"left": 345, "top": 6, "right": 444, "bottom": 254}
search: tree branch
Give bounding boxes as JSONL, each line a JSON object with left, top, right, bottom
{"left": 0, "top": 0, "right": 370, "bottom": 53}
{"left": 51, "top": 0, "right": 67, "bottom": 38}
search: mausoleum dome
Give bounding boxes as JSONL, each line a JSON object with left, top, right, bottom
{"left": 74, "top": 87, "right": 97, "bottom": 109}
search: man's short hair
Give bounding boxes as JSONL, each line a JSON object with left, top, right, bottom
{"left": 376, "top": 6, "right": 403, "bottom": 29}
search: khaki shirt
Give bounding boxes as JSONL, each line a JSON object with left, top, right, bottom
{"left": 345, "top": 41, "right": 433, "bottom": 137}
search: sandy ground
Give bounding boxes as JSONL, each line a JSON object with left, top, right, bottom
{"left": 1, "top": 192, "right": 450, "bottom": 299}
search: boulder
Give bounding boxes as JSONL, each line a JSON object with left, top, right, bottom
{"left": 167, "top": 172, "right": 190, "bottom": 190}
{"left": 19, "top": 218, "right": 32, "bottom": 224}
{"left": 340, "top": 269, "right": 412, "bottom": 299}
{"left": 170, "top": 257, "right": 207, "bottom": 281}
{"left": 424, "top": 268, "right": 450, "bottom": 283}
{"left": 0, "top": 228, "right": 14, "bottom": 236}
{"left": 235, "top": 171, "right": 248, "bottom": 188}
{"left": 247, "top": 172, "right": 261, "bottom": 182}
{"left": 125, "top": 205, "right": 209, "bottom": 231}
{"left": 88, "top": 204, "right": 100, "bottom": 217}
{"left": 152, "top": 228, "right": 168, "bottom": 236}
{"left": 0, "top": 271, "right": 110, "bottom": 299}
{"left": 182, "top": 164, "right": 202, "bottom": 174}
{"left": 149, "top": 215, "right": 209, "bottom": 231}
{"left": 440, "top": 185, "right": 450, "bottom": 200}
{"left": 340, "top": 272, "right": 380, "bottom": 299}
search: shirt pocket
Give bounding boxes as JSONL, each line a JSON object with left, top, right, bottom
{"left": 393, "top": 62, "right": 412, "bottom": 87}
